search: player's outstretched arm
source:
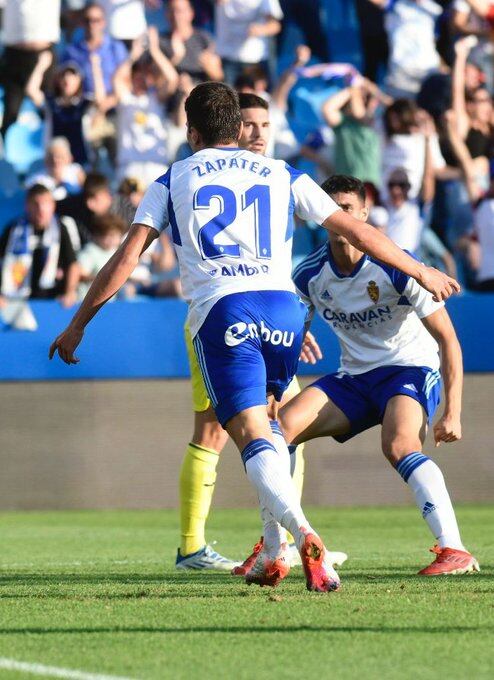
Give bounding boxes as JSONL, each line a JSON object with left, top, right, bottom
{"left": 421, "top": 308, "right": 463, "bottom": 447}
{"left": 49, "top": 224, "right": 157, "bottom": 364}
{"left": 324, "top": 210, "right": 461, "bottom": 301}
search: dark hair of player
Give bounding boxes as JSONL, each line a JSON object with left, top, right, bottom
{"left": 26, "top": 183, "right": 53, "bottom": 201}
{"left": 83, "top": 172, "right": 110, "bottom": 198}
{"left": 185, "top": 82, "right": 242, "bottom": 146}
{"left": 238, "top": 93, "right": 268, "bottom": 111}
{"left": 321, "top": 175, "right": 366, "bottom": 204}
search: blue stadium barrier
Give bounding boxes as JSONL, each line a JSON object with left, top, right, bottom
{"left": 0, "top": 293, "right": 492, "bottom": 381}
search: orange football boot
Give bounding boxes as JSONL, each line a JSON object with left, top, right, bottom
{"left": 300, "top": 532, "right": 341, "bottom": 592}
{"left": 245, "top": 543, "right": 291, "bottom": 587}
{"left": 418, "top": 546, "right": 480, "bottom": 576}
{"left": 231, "top": 536, "right": 264, "bottom": 576}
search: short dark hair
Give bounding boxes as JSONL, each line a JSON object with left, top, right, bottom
{"left": 185, "top": 82, "right": 242, "bottom": 146}
{"left": 238, "top": 93, "right": 269, "bottom": 111}
{"left": 83, "top": 172, "right": 110, "bottom": 198}
{"left": 26, "top": 183, "right": 53, "bottom": 201}
{"left": 321, "top": 175, "right": 366, "bottom": 204}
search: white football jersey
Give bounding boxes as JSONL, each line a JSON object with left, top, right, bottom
{"left": 293, "top": 243, "right": 444, "bottom": 374}
{"left": 133, "top": 147, "right": 339, "bottom": 335}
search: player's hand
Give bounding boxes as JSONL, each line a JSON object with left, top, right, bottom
{"left": 49, "top": 324, "right": 84, "bottom": 365}
{"left": 434, "top": 413, "right": 462, "bottom": 447}
{"left": 300, "top": 331, "right": 322, "bottom": 364}
{"left": 417, "top": 266, "right": 461, "bottom": 302}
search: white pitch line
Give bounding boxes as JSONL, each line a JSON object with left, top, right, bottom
{"left": 0, "top": 658, "right": 138, "bottom": 680}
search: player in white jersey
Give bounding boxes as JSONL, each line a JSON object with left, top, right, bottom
{"left": 50, "top": 83, "right": 460, "bottom": 592}
{"left": 277, "top": 175, "right": 479, "bottom": 576}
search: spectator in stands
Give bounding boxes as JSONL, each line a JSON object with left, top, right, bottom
{"left": 77, "top": 212, "right": 126, "bottom": 299}
{"left": 364, "top": 181, "right": 388, "bottom": 232}
{"left": 100, "top": 0, "right": 148, "bottom": 49}
{"left": 57, "top": 172, "right": 135, "bottom": 244}
{"left": 113, "top": 27, "right": 179, "bottom": 186}
{"left": 160, "top": 0, "right": 223, "bottom": 83}
{"left": 215, "top": 0, "right": 283, "bottom": 85}
{"left": 471, "top": 185, "right": 494, "bottom": 290}
{"left": 369, "top": 0, "right": 443, "bottom": 99}
{"left": 322, "top": 75, "right": 391, "bottom": 187}
{"left": 62, "top": 1, "right": 127, "bottom": 103}
{"left": 26, "top": 57, "right": 98, "bottom": 166}
{"left": 0, "top": 184, "right": 78, "bottom": 307}
{"left": 452, "top": 0, "right": 494, "bottom": 92}
{"left": 452, "top": 36, "right": 493, "bottom": 195}
{"left": 26, "top": 137, "right": 86, "bottom": 202}
{"left": 355, "top": 0, "right": 389, "bottom": 83}
{"left": 382, "top": 99, "right": 447, "bottom": 201}
{"left": 385, "top": 168, "right": 424, "bottom": 253}
{"left": 0, "top": 0, "right": 60, "bottom": 140}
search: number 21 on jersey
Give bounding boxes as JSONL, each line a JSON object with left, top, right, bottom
{"left": 193, "top": 184, "right": 271, "bottom": 261}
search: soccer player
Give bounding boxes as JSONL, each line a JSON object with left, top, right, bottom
{"left": 178, "top": 92, "right": 306, "bottom": 571}
{"left": 178, "top": 92, "right": 348, "bottom": 573}
{"left": 274, "top": 175, "right": 478, "bottom": 577}
{"left": 50, "top": 83, "right": 460, "bottom": 592}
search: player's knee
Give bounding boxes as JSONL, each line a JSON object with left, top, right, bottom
{"left": 193, "top": 420, "right": 228, "bottom": 453}
{"left": 277, "top": 410, "right": 295, "bottom": 444}
{"left": 382, "top": 434, "right": 421, "bottom": 466}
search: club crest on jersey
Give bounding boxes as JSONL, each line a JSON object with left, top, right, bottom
{"left": 367, "top": 280, "right": 379, "bottom": 303}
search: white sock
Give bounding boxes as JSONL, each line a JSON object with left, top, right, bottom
{"left": 258, "top": 421, "right": 290, "bottom": 556}
{"left": 242, "top": 437, "right": 314, "bottom": 550}
{"left": 396, "top": 452, "right": 465, "bottom": 550}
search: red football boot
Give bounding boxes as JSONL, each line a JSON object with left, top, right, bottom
{"left": 245, "top": 543, "right": 291, "bottom": 588}
{"left": 418, "top": 546, "right": 480, "bottom": 576}
{"left": 231, "top": 536, "right": 264, "bottom": 576}
{"left": 300, "top": 532, "right": 341, "bottom": 592}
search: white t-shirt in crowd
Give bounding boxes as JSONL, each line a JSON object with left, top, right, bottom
{"left": 117, "top": 89, "right": 170, "bottom": 169}
{"left": 2, "top": 0, "right": 61, "bottom": 45}
{"left": 381, "top": 133, "right": 445, "bottom": 200}
{"left": 100, "top": 0, "right": 147, "bottom": 41}
{"left": 474, "top": 199, "right": 494, "bottom": 282}
{"left": 386, "top": 201, "right": 423, "bottom": 254}
{"left": 215, "top": 0, "right": 283, "bottom": 63}
{"left": 385, "top": 0, "right": 442, "bottom": 95}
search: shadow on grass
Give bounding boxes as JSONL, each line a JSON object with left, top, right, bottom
{"left": 0, "top": 624, "right": 492, "bottom": 636}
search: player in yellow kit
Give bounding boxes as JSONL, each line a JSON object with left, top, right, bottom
{"left": 176, "top": 93, "right": 346, "bottom": 571}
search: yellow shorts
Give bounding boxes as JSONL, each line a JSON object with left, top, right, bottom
{"left": 185, "top": 321, "right": 301, "bottom": 413}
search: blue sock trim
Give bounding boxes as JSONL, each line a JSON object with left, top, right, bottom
{"left": 396, "top": 452, "right": 430, "bottom": 483}
{"left": 269, "top": 420, "right": 283, "bottom": 437}
{"left": 241, "top": 438, "right": 276, "bottom": 469}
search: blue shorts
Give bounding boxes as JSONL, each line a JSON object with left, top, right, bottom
{"left": 193, "top": 290, "right": 307, "bottom": 427}
{"left": 311, "top": 365, "right": 442, "bottom": 442}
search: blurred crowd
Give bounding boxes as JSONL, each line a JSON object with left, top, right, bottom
{"left": 1, "top": 0, "right": 494, "bottom": 315}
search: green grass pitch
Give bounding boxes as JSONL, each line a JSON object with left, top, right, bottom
{"left": 0, "top": 505, "right": 492, "bottom": 680}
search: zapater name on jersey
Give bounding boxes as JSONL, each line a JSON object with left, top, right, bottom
{"left": 293, "top": 242, "right": 445, "bottom": 375}
{"left": 133, "top": 148, "right": 339, "bottom": 336}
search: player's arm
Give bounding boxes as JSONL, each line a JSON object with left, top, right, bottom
{"left": 324, "top": 210, "right": 459, "bottom": 301}
{"left": 49, "top": 225, "right": 157, "bottom": 364}
{"left": 421, "top": 308, "right": 463, "bottom": 447}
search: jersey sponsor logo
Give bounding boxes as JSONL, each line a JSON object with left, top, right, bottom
{"left": 322, "top": 305, "right": 392, "bottom": 327}
{"left": 367, "top": 280, "right": 379, "bottom": 303}
{"left": 224, "top": 319, "right": 295, "bottom": 348}
{"left": 220, "top": 263, "right": 269, "bottom": 277}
